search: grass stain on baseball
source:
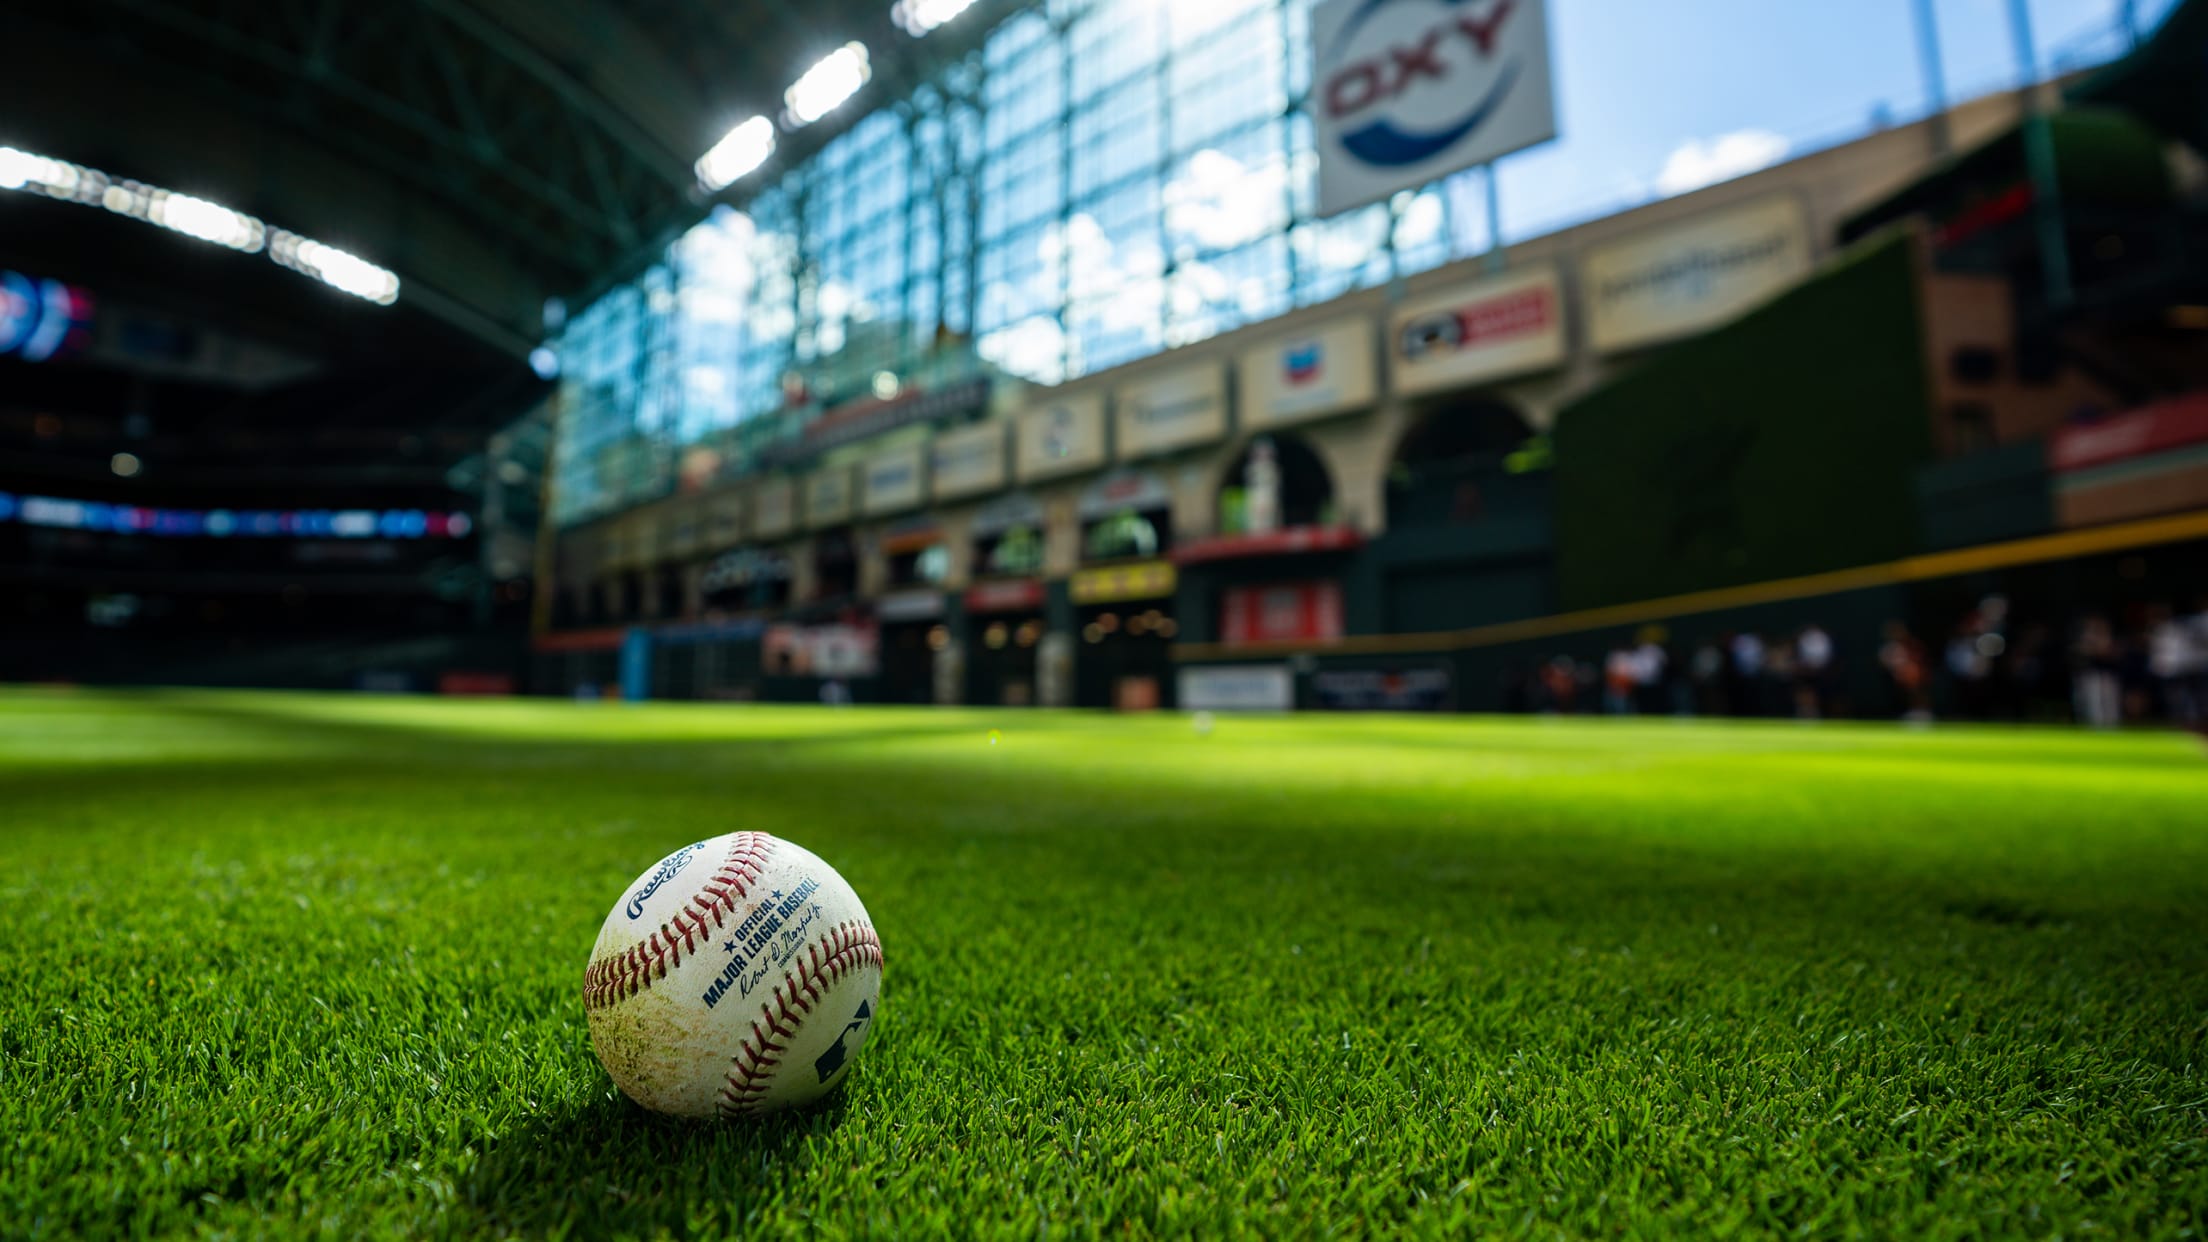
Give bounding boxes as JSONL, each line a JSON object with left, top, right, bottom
{"left": 2, "top": 688, "right": 2205, "bottom": 1237}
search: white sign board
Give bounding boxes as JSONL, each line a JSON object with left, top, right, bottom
{"left": 1179, "top": 664, "right": 1295, "bottom": 713}
{"left": 931, "top": 422, "right": 1009, "bottom": 500}
{"left": 1312, "top": 0, "right": 1557, "bottom": 216}
{"left": 1239, "top": 316, "right": 1379, "bottom": 430}
{"left": 1016, "top": 392, "right": 1110, "bottom": 482}
{"left": 806, "top": 466, "right": 855, "bottom": 528}
{"left": 751, "top": 478, "right": 796, "bottom": 539}
{"left": 1583, "top": 195, "right": 1813, "bottom": 355}
{"left": 862, "top": 443, "right": 926, "bottom": 516}
{"left": 1115, "top": 364, "right": 1228, "bottom": 461}
{"left": 1390, "top": 263, "right": 1566, "bottom": 395}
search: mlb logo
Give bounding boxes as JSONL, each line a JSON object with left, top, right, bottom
{"left": 1283, "top": 342, "right": 1323, "bottom": 385}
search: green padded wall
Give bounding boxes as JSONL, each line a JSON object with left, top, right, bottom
{"left": 1554, "top": 232, "right": 1933, "bottom": 610}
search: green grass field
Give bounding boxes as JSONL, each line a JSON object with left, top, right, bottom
{"left": 3, "top": 689, "right": 2205, "bottom": 1239}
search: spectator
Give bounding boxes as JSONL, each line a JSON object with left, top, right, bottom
{"left": 1880, "top": 621, "right": 1932, "bottom": 722}
{"left": 2145, "top": 605, "right": 2196, "bottom": 724}
{"left": 1633, "top": 627, "right": 1670, "bottom": 716}
{"left": 1690, "top": 641, "right": 1727, "bottom": 716}
{"left": 1727, "top": 632, "right": 1767, "bottom": 717}
{"left": 1795, "top": 624, "right": 1834, "bottom": 719}
{"left": 1603, "top": 645, "right": 1637, "bottom": 715}
{"left": 2072, "top": 616, "right": 2122, "bottom": 729}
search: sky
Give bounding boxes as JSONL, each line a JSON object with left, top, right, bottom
{"left": 1489, "top": 0, "right": 2181, "bottom": 242}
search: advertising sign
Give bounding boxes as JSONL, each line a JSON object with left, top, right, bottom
{"left": 805, "top": 465, "right": 855, "bottom": 528}
{"left": 764, "top": 623, "right": 880, "bottom": 678}
{"left": 1070, "top": 561, "right": 1177, "bottom": 605}
{"left": 1239, "top": 316, "right": 1379, "bottom": 430}
{"left": 1220, "top": 581, "right": 1345, "bottom": 647}
{"left": 751, "top": 477, "right": 797, "bottom": 538}
{"left": 1583, "top": 194, "right": 1812, "bottom": 355}
{"left": 1115, "top": 364, "right": 1228, "bottom": 461}
{"left": 963, "top": 579, "right": 1046, "bottom": 614}
{"left": 1312, "top": 667, "right": 1453, "bottom": 711}
{"left": 1016, "top": 392, "right": 1109, "bottom": 482}
{"left": 862, "top": 442, "right": 926, "bottom": 516}
{"left": 1077, "top": 469, "right": 1174, "bottom": 520}
{"left": 931, "top": 422, "right": 1009, "bottom": 500}
{"left": 706, "top": 490, "right": 745, "bottom": 549}
{"left": 1311, "top": 0, "right": 1557, "bottom": 216}
{"left": 876, "top": 589, "right": 947, "bottom": 622}
{"left": 1390, "top": 263, "right": 1566, "bottom": 394}
{"left": 1178, "top": 664, "right": 1295, "bottom": 713}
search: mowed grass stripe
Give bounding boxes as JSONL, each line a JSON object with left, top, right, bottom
{"left": 0, "top": 689, "right": 2202, "bottom": 1239}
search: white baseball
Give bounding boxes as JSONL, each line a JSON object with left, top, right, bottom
{"left": 582, "top": 832, "right": 883, "bottom": 1118}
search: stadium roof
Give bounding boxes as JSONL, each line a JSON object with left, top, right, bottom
{"left": 2, "top": 0, "right": 1012, "bottom": 360}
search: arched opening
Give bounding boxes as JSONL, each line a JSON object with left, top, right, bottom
{"left": 1386, "top": 398, "right": 1540, "bottom": 527}
{"left": 1219, "top": 433, "right": 1335, "bottom": 534}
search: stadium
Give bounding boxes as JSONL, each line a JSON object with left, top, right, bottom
{"left": 4, "top": 0, "right": 2207, "bottom": 1235}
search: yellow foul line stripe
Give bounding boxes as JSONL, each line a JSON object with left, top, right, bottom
{"left": 1172, "top": 506, "right": 2208, "bottom": 662}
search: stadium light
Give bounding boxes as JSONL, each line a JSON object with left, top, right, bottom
{"left": 784, "top": 43, "right": 870, "bottom": 128}
{"left": 0, "top": 143, "right": 406, "bottom": 302}
{"left": 149, "top": 191, "right": 264, "bottom": 251}
{"left": 268, "top": 229, "right": 401, "bottom": 305}
{"left": 696, "top": 116, "right": 776, "bottom": 191}
{"left": 892, "top": 0, "right": 979, "bottom": 37}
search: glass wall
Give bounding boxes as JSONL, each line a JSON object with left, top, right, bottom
{"left": 553, "top": 0, "right": 1492, "bottom": 525}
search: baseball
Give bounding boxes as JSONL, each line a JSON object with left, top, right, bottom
{"left": 582, "top": 832, "right": 883, "bottom": 1118}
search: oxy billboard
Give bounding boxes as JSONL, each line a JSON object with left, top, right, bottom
{"left": 1311, "top": 0, "right": 1557, "bottom": 216}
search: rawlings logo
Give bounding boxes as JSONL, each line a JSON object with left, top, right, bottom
{"left": 626, "top": 842, "right": 705, "bottom": 920}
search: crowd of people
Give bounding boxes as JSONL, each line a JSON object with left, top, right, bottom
{"left": 1502, "top": 595, "right": 2208, "bottom": 728}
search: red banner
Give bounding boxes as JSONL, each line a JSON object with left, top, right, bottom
{"left": 2051, "top": 392, "right": 2208, "bottom": 472}
{"left": 1221, "top": 581, "right": 1344, "bottom": 647}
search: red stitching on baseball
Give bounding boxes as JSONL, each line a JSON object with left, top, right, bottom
{"left": 581, "top": 833, "right": 774, "bottom": 1011}
{"left": 716, "top": 921, "right": 883, "bottom": 1117}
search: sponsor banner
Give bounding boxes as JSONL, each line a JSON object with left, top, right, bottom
{"left": 751, "top": 477, "right": 797, "bottom": 539}
{"left": 1071, "top": 560, "right": 1177, "bottom": 605}
{"left": 1179, "top": 664, "right": 1295, "bottom": 713}
{"left": 700, "top": 548, "right": 791, "bottom": 595}
{"left": 1115, "top": 364, "right": 1228, "bottom": 461}
{"left": 877, "top": 589, "right": 947, "bottom": 622}
{"left": 1171, "top": 524, "right": 1364, "bottom": 566}
{"left": 1391, "top": 264, "right": 1566, "bottom": 394}
{"left": 2051, "top": 392, "right": 2208, "bottom": 472}
{"left": 1312, "top": 0, "right": 1557, "bottom": 217}
{"left": 1078, "top": 469, "right": 1174, "bottom": 520}
{"left": 533, "top": 626, "right": 627, "bottom": 653}
{"left": 757, "top": 376, "right": 992, "bottom": 467}
{"left": 963, "top": 578, "right": 1046, "bottom": 614}
{"left": 764, "top": 623, "right": 880, "bottom": 678}
{"left": 1583, "top": 194, "right": 1812, "bottom": 355}
{"left": 1016, "top": 392, "right": 1109, "bottom": 482}
{"left": 931, "top": 422, "right": 1009, "bottom": 500}
{"left": 1240, "top": 316, "right": 1379, "bottom": 429}
{"left": 969, "top": 490, "right": 1046, "bottom": 539}
{"left": 706, "top": 490, "right": 745, "bottom": 549}
{"left": 664, "top": 497, "right": 704, "bottom": 560}
{"left": 1221, "top": 581, "right": 1345, "bottom": 647}
{"left": 862, "top": 442, "right": 927, "bottom": 516}
{"left": 1312, "top": 667, "right": 1453, "bottom": 711}
{"left": 655, "top": 617, "right": 769, "bottom": 646}
{"left": 805, "top": 466, "right": 855, "bottom": 528}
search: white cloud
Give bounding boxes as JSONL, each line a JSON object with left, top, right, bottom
{"left": 1654, "top": 130, "right": 1790, "bottom": 197}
